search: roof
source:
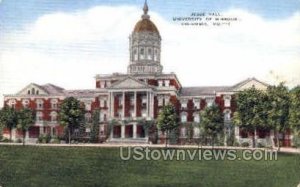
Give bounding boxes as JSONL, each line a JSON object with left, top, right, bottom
{"left": 63, "top": 89, "right": 103, "bottom": 97}
{"left": 40, "top": 84, "right": 65, "bottom": 95}
{"left": 133, "top": 18, "right": 160, "bottom": 34}
{"left": 180, "top": 86, "right": 231, "bottom": 96}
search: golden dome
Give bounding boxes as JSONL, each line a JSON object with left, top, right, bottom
{"left": 133, "top": 19, "right": 160, "bottom": 34}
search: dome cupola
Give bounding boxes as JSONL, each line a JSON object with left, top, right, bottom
{"left": 127, "top": 0, "right": 163, "bottom": 75}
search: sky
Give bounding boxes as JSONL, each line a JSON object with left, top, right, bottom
{"left": 0, "top": 0, "right": 300, "bottom": 107}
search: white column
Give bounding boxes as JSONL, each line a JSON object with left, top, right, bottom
{"left": 150, "top": 92, "right": 154, "bottom": 118}
{"left": 25, "top": 130, "right": 29, "bottom": 139}
{"left": 107, "top": 92, "right": 111, "bottom": 118}
{"left": 110, "top": 126, "right": 113, "bottom": 139}
{"left": 111, "top": 92, "right": 115, "bottom": 118}
{"left": 146, "top": 91, "right": 149, "bottom": 118}
{"left": 122, "top": 92, "right": 125, "bottom": 119}
{"left": 121, "top": 125, "right": 125, "bottom": 138}
{"left": 39, "top": 126, "right": 44, "bottom": 135}
{"left": 234, "top": 126, "right": 240, "bottom": 142}
{"left": 133, "top": 91, "right": 137, "bottom": 119}
{"left": 133, "top": 124, "right": 137, "bottom": 139}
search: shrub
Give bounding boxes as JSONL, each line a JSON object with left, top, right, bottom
{"left": 241, "top": 142, "right": 250, "bottom": 147}
{"left": 0, "top": 138, "right": 13, "bottom": 143}
{"left": 257, "top": 142, "right": 265, "bottom": 148}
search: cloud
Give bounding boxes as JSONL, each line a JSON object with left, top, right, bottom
{"left": 1, "top": 5, "right": 300, "bottom": 107}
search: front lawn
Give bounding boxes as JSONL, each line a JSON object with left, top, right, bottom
{"left": 0, "top": 145, "right": 299, "bottom": 187}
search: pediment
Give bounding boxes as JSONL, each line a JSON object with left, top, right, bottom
{"left": 17, "top": 83, "right": 48, "bottom": 95}
{"left": 233, "top": 78, "right": 268, "bottom": 91}
{"left": 109, "top": 77, "right": 151, "bottom": 89}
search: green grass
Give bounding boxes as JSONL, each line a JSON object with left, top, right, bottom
{"left": 0, "top": 145, "right": 299, "bottom": 187}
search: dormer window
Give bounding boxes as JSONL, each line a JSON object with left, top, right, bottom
{"left": 31, "top": 88, "right": 35, "bottom": 95}
{"left": 27, "top": 90, "right": 30, "bottom": 95}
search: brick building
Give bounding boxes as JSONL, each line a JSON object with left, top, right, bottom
{"left": 2, "top": 2, "right": 292, "bottom": 146}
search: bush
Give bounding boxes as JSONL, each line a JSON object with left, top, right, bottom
{"left": 257, "top": 142, "right": 265, "bottom": 148}
{"left": 241, "top": 142, "right": 250, "bottom": 147}
{"left": 292, "top": 136, "right": 300, "bottom": 148}
{"left": 0, "top": 138, "right": 13, "bottom": 143}
{"left": 15, "top": 139, "right": 22, "bottom": 143}
{"left": 37, "top": 134, "right": 52, "bottom": 144}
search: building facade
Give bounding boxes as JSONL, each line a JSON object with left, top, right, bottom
{"left": 2, "top": 2, "right": 292, "bottom": 146}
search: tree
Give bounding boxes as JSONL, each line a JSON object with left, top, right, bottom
{"left": 267, "top": 83, "right": 290, "bottom": 150}
{"left": 0, "top": 106, "right": 18, "bottom": 141}
{"left": 90, "top": 109, "right": 100, "bottom": 143}
{"left": 59, "top": 97, "right": 85, "bottom": 144}
{"left": 200, "top": 104, "right": 224, "bottom": 146}
{"left": 289, "top": 86, "right": 300, "bottom": 136}
{"left": 157, "top": 104, "right": 178, "bottom": 147}
{"left": 233, "top": 87, "right": 269, "bottom": 147}
{"left": 17, "top": 108, "right": 35, "bottom": 145}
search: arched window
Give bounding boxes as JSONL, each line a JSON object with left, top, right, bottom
{"left": 140, "top": 48, "right": 145, "bottom": 60}
{"left": 36, "top": 112, "right": 43, "bottom": 122}
{"left": 27, "top": 90, "right": 31, "bottom": 95}
{"left": 85, "top": 113, "right": 92, "bottom": 123}
{"left": 31, "top": 88, "right": 35, "bottom": 95}
{"left": 193, "top": 112, "right": 200, "bottom": 123}
{"left": 224, "top": 110, "right": 231, "bottom": 121}
{"left": 147, "top": 48, "right": 152, "bottom": 60}
{"left": 133, "top": 48, "right": 138, "bottom": 61}
{"left": 154, "top": 49, "right": 158, "bottom": 61}
{"left": 50, "top": 111, "right": 58, "bottom": 122}
{"left": 181, "top": 112, "right": 187, "bottom": 123}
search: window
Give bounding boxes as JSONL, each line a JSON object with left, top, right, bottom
{"left": 85, "top": 102, "right": 92, "bottom": 111}
{"left": 130, "top": 97, "right": 135, "bottom": 105}
{"left": 140, "top": 48, "right": 145, "bottom": 59}
{"left": 164, "top": 96, "right": 170, "bottom": 105}
{"left": 100, "top": 81, "right": 105, "bottom": 88}
{"left": 158, "top": 80, "right": 163, "bottom": 87}
{"left": 154, "top": 49, "right": 158, "bottom": 61}
{"left": 50, "top": 111, "right": 57, "bottom": 122}
{"left": 181, "top": 100, "right": 187, "bottom": 109}
{"left": 164, "top": 80, "right": 170, "bottom": 87}
{"left": 31, "top": 88, "right": 35, "bottom": 95}
{"left": 158, "top": 96, "right": 163, "bottom": 106}
{"left": 180, "top": 127, "right": 186, "bottom": 137}
{"left": 133, "top": 48, "right": 138, "bottom": 61}
{"left": 36, "top": 112, "right": 43, "bottom": 122}
{"left": 193, "top": 99, "right": 201, "bottom": 109}
{"left": 147, "top": 48, "right": 152, "bottom": 60}
{"left": 224, "top": 96, "right": 231, "bottom": 107}
{"left": 8, "top": 99, "right": 16, "bottom": 108}
{"left": 142, "top": 96, "right": 147, "bottom": 105}
{"left": 181, "top": 112, "right": 187, "bottom": 122}
{"left": 100, "top": 98, "right": 107, "bottom": 108}
{"left": 51, "top": 99, "right": 58, "bottom": 109}
{"left": 36, "top": 90, "right": 39, "bottom": 95}
{"left": 224, "top": 110, "right": 231, "bottom": 121}
{"left": 193, "top": 127, "right": 200, "bottom": 138}
{"left": 85, "top": 113, "right": 92, "bottom": 123}
{"left": 118, "top": 96, "right": 123, "bottom": 107}
{"left": 193, "top": 113, "right": 200, "bottom": 123}
{"left": 27, "top": 90, "right": 30, "bottom": 95}
{"left": 22, "top": 99, "right": 30, "bottom": 108}
{"left": 206, "top": 98, "right": 214, "bottom": 107}
{"left": 36, "top": 100, "right": 44, "bottom": 109}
